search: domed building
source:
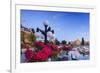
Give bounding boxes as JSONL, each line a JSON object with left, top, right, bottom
{"left": 73, "top": 39, "right": 81, "bottom": 46}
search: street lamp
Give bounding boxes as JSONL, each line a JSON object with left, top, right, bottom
{"left": 44, "top": 20, "right": 48, "bottom": 26}
{"left": 36, "top": 20, "right": 54, "bottom": 44}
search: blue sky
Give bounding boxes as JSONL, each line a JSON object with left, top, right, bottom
{"left": 21, "top": 9, "right": 90, "bottom": 42}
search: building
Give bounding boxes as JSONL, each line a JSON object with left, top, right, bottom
{"left": 73, "top": 39, "right": 81, "bottom": 46}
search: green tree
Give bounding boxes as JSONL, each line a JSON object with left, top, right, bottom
{"left": 55, "top": 39, "right": 60, "bottom": 45}
{"left": 30, "top": 33, "right": 36, "bottom": 44}
{"left": 68, "top": 41, "right": 71, "bottom": 45}
{"left": 81, "top": 37, "right": 85, "bottom": 45}
{"left": 61, "top": 40, "right": 67, "bottom": 45}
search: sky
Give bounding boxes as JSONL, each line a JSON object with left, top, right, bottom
{"left": 20, "top": 9, "right": 90, "bottom": 42}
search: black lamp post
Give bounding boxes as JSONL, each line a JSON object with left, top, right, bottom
{"left": 36, "top": 20, "right": 54, "bottom": 44}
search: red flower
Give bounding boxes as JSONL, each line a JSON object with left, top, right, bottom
{"left": 33, "top": 41, "right": 46, "bottom": 47}
{"left": 49, "top": 44, "right": 59, "bottom": 51}
{"left": 42, "top": 46, "right": 51, "bottom": 56}
{"left": 35, "top": 51, "right": 48, "bottom": 61}
{"left": 62, "top": 45, "right": 71, "bottom": 51}
{"left": 25, "top": 48, "right": 34, "bottom": 62}
{"left": 34, "top": 46, "right": 52, "bottom": 61}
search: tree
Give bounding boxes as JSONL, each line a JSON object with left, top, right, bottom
{"left": 68, "top": 41, "right": 71, "bottom": 45}
{"left": 55, "top": 39, "right": 60, "bottom": 45}
{"left": 30, "top": 33, "right": 36, "bottom": 44}
{"left": 81, "top": 37, "right": 85, "bottom": 45}
{"left": 61, "top": 40, "right": 67, "bottom": 45}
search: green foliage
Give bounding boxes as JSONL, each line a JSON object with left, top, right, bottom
{"left": 68, "top": 42, "right": 71, "bottom": 45}
{"left": 30, "top": 33, "right": 36, "bottom": 44}
{"left": 55, "top": 39, "right": 60, "bottom": 45}
{"left": 61, "top": 40, "right": 67, "bottom": 45}
{"left": 81, "top": 37, "right": 85, "bottom": 45}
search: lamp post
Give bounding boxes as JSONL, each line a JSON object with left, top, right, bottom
{"left": 36, "top": 20, "right": 54, "bottom": 44}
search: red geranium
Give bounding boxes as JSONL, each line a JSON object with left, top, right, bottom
{"left": 25, "top": 41, "right": 59, "bottom": 62}
{"left": 25, "top": 48, "right": 34, "bottom": 62}
{"left": 34, "top": 46, "right": 51, "bottom": 61}
{"left": 33, "top": 41, "right": 46, "bottom": 48}
{"left": 42, "top": 46, "right": 52, "bottom": 56}
{"left": 48, "top": 44, "right": 59, "bottom": 51}
{"left": 62, "top": 45, "right": 71, "bottom": 51}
